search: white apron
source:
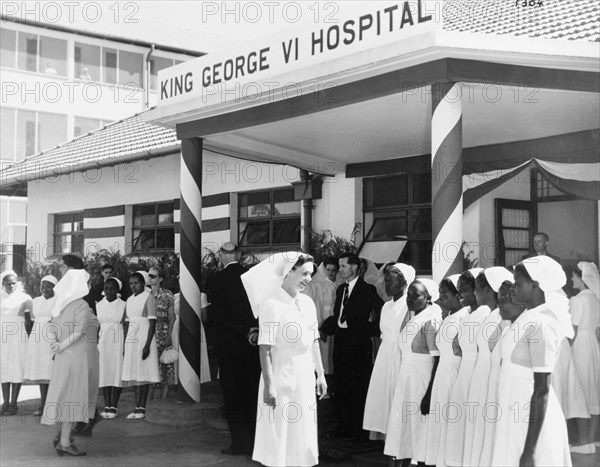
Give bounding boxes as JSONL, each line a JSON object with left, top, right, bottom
{"left": 363, "top": 296, "right": 407, "bottom": 435}
{"left": 423, "top": 306, "right": 468, "bottom": 466}
{"left": 490, "top": 309, "right": 571, "bottom": 467}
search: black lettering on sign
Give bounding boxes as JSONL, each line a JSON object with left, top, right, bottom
{"left": 161, "top": 72, "right": 194, "bottom": 100}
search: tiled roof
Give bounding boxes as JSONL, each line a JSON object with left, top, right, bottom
{"left": 443, "top": 0, "right": 600, "bottom": 42}
{"left": 1, "top": 111, "right": 179, "bottom": 186}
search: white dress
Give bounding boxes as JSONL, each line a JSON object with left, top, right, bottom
{"left": 423, "top": 306, "right": 468, "bottom": 466}
{"left": 478, "top": 323, "right": 510, "bottom": 466}
{"left": 363, "top": 296, "right": 408, "bottom": 435}
{"left": 253, "top": 288, "right": 319, "bottom": 467}
{"left": 570, "top": 289, "right": 600, "bottom": 414}
{"left": 303, "top": 278, "right": 337, "bottom": 374}
{"left": 121, "top": 291, "right": 160, "bottom": 385}
{"left": 463, "top": 307, "right": 503, "bottom": 466}
{"left": 490, "top": 305, "right": 571, "bottom": 467}
{"left": 97, "top": 297, "right": 126, "bottom": 387}
{"left": 23, "top": 295, "right": 56, "bottom": 383}
{"left": 384, "top": 304, "right": 442, "bottom": 462}
{"left": 444, "top": 305, "right": 490, "bottom": 466}
{"left": 0, "top": 290, "right": 31, "bottom": 383}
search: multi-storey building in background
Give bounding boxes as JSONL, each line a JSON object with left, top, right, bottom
{"left": 0, "top": 16, "right": 204, "bottom": 274}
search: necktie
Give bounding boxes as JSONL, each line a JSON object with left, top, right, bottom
{"left": 340, "top": 283, "right": 349, "bottom": 323}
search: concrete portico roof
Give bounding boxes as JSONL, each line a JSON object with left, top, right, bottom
{"left": 144, "top": 1, "right": 600, "bottom": 173}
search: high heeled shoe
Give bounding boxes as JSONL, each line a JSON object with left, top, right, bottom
{"left": 53, "top": 435, "right": 74, "bottom": 448}
{"left": 55, "top": 443, "right": 86, "bottom": 456}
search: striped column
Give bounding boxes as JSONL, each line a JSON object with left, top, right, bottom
{"left": 431, "top": 82, "right": 463, "bottom": 282}
{"left": 178, "top": 138, "right": 203, "bottom": 402}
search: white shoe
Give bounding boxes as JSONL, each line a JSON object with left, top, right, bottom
{"left": 570, "top": 443, "right": 596, "bottom": 454}
{"left": 104, "top": 408, "right": 117, "bottom": 419}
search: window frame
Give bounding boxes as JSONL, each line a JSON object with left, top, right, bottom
{"left": 494, "top": 198, "right": 532, "bottom": 267}
{"left": 361, "top": 172, "right": 433, "bottom": 273}
{"left": 237, "top": 187, "right": 301, "bottom": 253}
{"left": 131, "top": 201, "right": 175, "bottom": 253}
{"left": 53, "top": 211, "right": 85, "bottom": 256}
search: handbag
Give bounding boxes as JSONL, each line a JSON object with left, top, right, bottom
{"left": 159, "top": 346, "right": 178, "bottom": 364}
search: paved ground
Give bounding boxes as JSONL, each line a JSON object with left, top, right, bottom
{"left": 1, "top": 384, "right": 598, "bottom": 466}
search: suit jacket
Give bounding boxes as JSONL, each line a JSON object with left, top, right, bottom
{"left": 522, "top": 252, "right": 561, "bottom": 264}
{"left": 328, "top": 277, "right": 383, "bottom": 352}
{"left": 208, "top": 262, "right": 258, "bottom": 357}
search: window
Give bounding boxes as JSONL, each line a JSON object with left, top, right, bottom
{"left": 15, "top": 110, "right": 67, "bottom": 159}
{"left": 54, "top": 212, "right": 84, "bottom": 255}
{"left": 238, "top": 188, "right": 301, "bottom": 250}
{"left": 17, "top": 33, "right": 66, "bottom": 76}
{"left": 535, "top": 171, "right": 575, "bottom": 202}
{"left": 361, "top": 173, "right": 432, "bottom": 272}
{"left": 74, "top": 117, "right": 103, "bottom": 137}
{"left": 132, "top": 202, "right": 175, "bottom": 252}
{"left": 1, "top": 107, "right": 16, "bottom": 161}
{"left": 103, "top": 48, "right": 118, "bottom": 84}
{"left": 119, "top": 50, "right": 143, "bottom": 88}
{"left": 1, "top": 29, "right": 16, "bottom": 69}
{"left": 38, "top": 112, "right": 67, "bottom": 153}
{"left": 150, "top": 56, "right": 175, "bottom": 90}
{"left": 495, "top": 199, "right": 532, "bottom": 267}
{"left": 74, "top": 42, "right": 100, "bottom": 81}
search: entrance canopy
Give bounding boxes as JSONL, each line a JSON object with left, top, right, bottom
{"left": 145, "top": 1, "right": 600, "bottom": 174}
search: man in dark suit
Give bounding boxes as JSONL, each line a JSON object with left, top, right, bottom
{"left": 208, "top": 242, "right": 261, "bottom": 455}
{"left": 522, "top": 232, "right": 561, "bottom": 263}
{"left": 328, "top": 253, "right": 383, "bottom": 440}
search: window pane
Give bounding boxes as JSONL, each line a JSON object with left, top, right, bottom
{"left": 1, "top": 29, "right": 16, "bottom": 68}
{"left": 18, "top": 32, "right": 38, "bottom": 72}
{"left": 412, "top": 173, "right": 431, "bottom": 204}
{"left": 273, "top": 189, "right": 294, "bottom": 203}
{"left": 74, "top": 42, "right": 100, "bottom": 81}
{"left": 133, "top": 205, "right": 156, "bottom": 227}
{"left": 157, "top": 202, "right": 174, "bottom": 225}
{"left": 240, "top": 221, "right": 269, "bottom": 245}
{"left": 40, "top": 36, "right": 67, "bottom": 76}
{"left": 38, "top": 112, "right": 67, "bottom": 153}
{"left": 74, "top": 117, "right": 102, "bottom": 137}
{"left": 72, "top": 234, "right": 84, "bottom": 254}
{"left": 55, "top": 235, "right": 71, "bottom": 254}
{"left": 103, "top": 48, "right": 117, "bottom": 84}
{"left": 398, "top": 239, "right": 432, "bottom": 272}
{"left": 367, "top": 214, "right": 408, "bottom": 241}
{"left": 156, "top": 228, "right": 174, "bottom": 249}
{"left": 119, "top": 50, "right": 143, "bottom": 88}
{"left": 1, "top": 107, "right": 16, "bottom": 160}
{"left": 412, "top": 208, "right": 432, "bottom": 233}
{"left": 273, "top": 189, "right": 299, "bottom": 216}
{"left": 364, "top": 175, "right": 408, "bottom": 210}
{"left": 150, "top": 56, "right": 173, "bottom": 90}
{"left": 273, "top": 219, "right": 301, "bottom": 244}
{"left": 503, "top": 229, "right": 529, "bottom": 249}
{"left": 16, "top": 110, "right": 37, "bottom": 159}
{"left": 133, "top": 229, "right": 155, "bottom": 250}
{"left": 55, "top": 214, "right": 72, "bottom": 233}
{"left": 240, "top": 191, "right": 271, "bottom": 218}
{"left": 73, "top": 212, "right": 84, "bottom": 231}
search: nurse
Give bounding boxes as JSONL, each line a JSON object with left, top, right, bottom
{"left": 490, "top": 257, "right": 571, "bottom": 466}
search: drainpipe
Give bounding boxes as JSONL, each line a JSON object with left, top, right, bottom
{"left": 145, "top": 44, "right": 155, "bottom": 109}
{"left": 300, "top": 170, "right": 313, "bottom": 253}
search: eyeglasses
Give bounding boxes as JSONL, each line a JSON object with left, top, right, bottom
{"left": 148, "top": 274, "right": 157, "bottom": 279}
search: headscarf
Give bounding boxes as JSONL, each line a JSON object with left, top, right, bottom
{"left": 1, "top": 270, "right": 18, "bottom": 285}
{"left": 446, "top": 274, "right": 461, "bottom": 292}
{"left": 414, "top": 278, "right": 440, "bottom": 302}
{"left": 105, "top": 277, "right": 122, "bottom": 291}
{"left": 50, "top": 269, "right": 90, "bottom": 318}
{"left": 0, "top": 270, "right": 30, "bottom": 310}
{"left": 137, "top": 270, "right": 150, "bottom": 286}
{"left": 467, "top": 267, "right": 484, "bottom": 279}
{"left": 241, "top": 251, "right": 307, "bottom": 318}
{"left": 521, "top": 256, "right": 572, "bottom": 339}
{"left": 313, "top": 261, "right": 344, "bottom": 287}
{"left": 360, "top": 258, "right": 380, "bottom": 285}
{"left": 41, "top": 275, "right": 58, "bottom": 286}
{"left": 578, "top": 261, "right": 600, "bottom": 298}
{"left": 483, "top": 267, "right": 514, "bottom": 293}
{"left": 387, "top": 263, "right": 416, "bottom": 286}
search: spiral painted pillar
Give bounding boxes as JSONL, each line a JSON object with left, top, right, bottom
{"left": 178, "top": 137, "right": 203, "bottom": 402}
{"left": 431, "top": 82, "right": 463, "bottom": 282}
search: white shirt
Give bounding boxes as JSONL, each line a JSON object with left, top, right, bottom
{"left": 337, "top": 276, "right": 358, "bottom": 329}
